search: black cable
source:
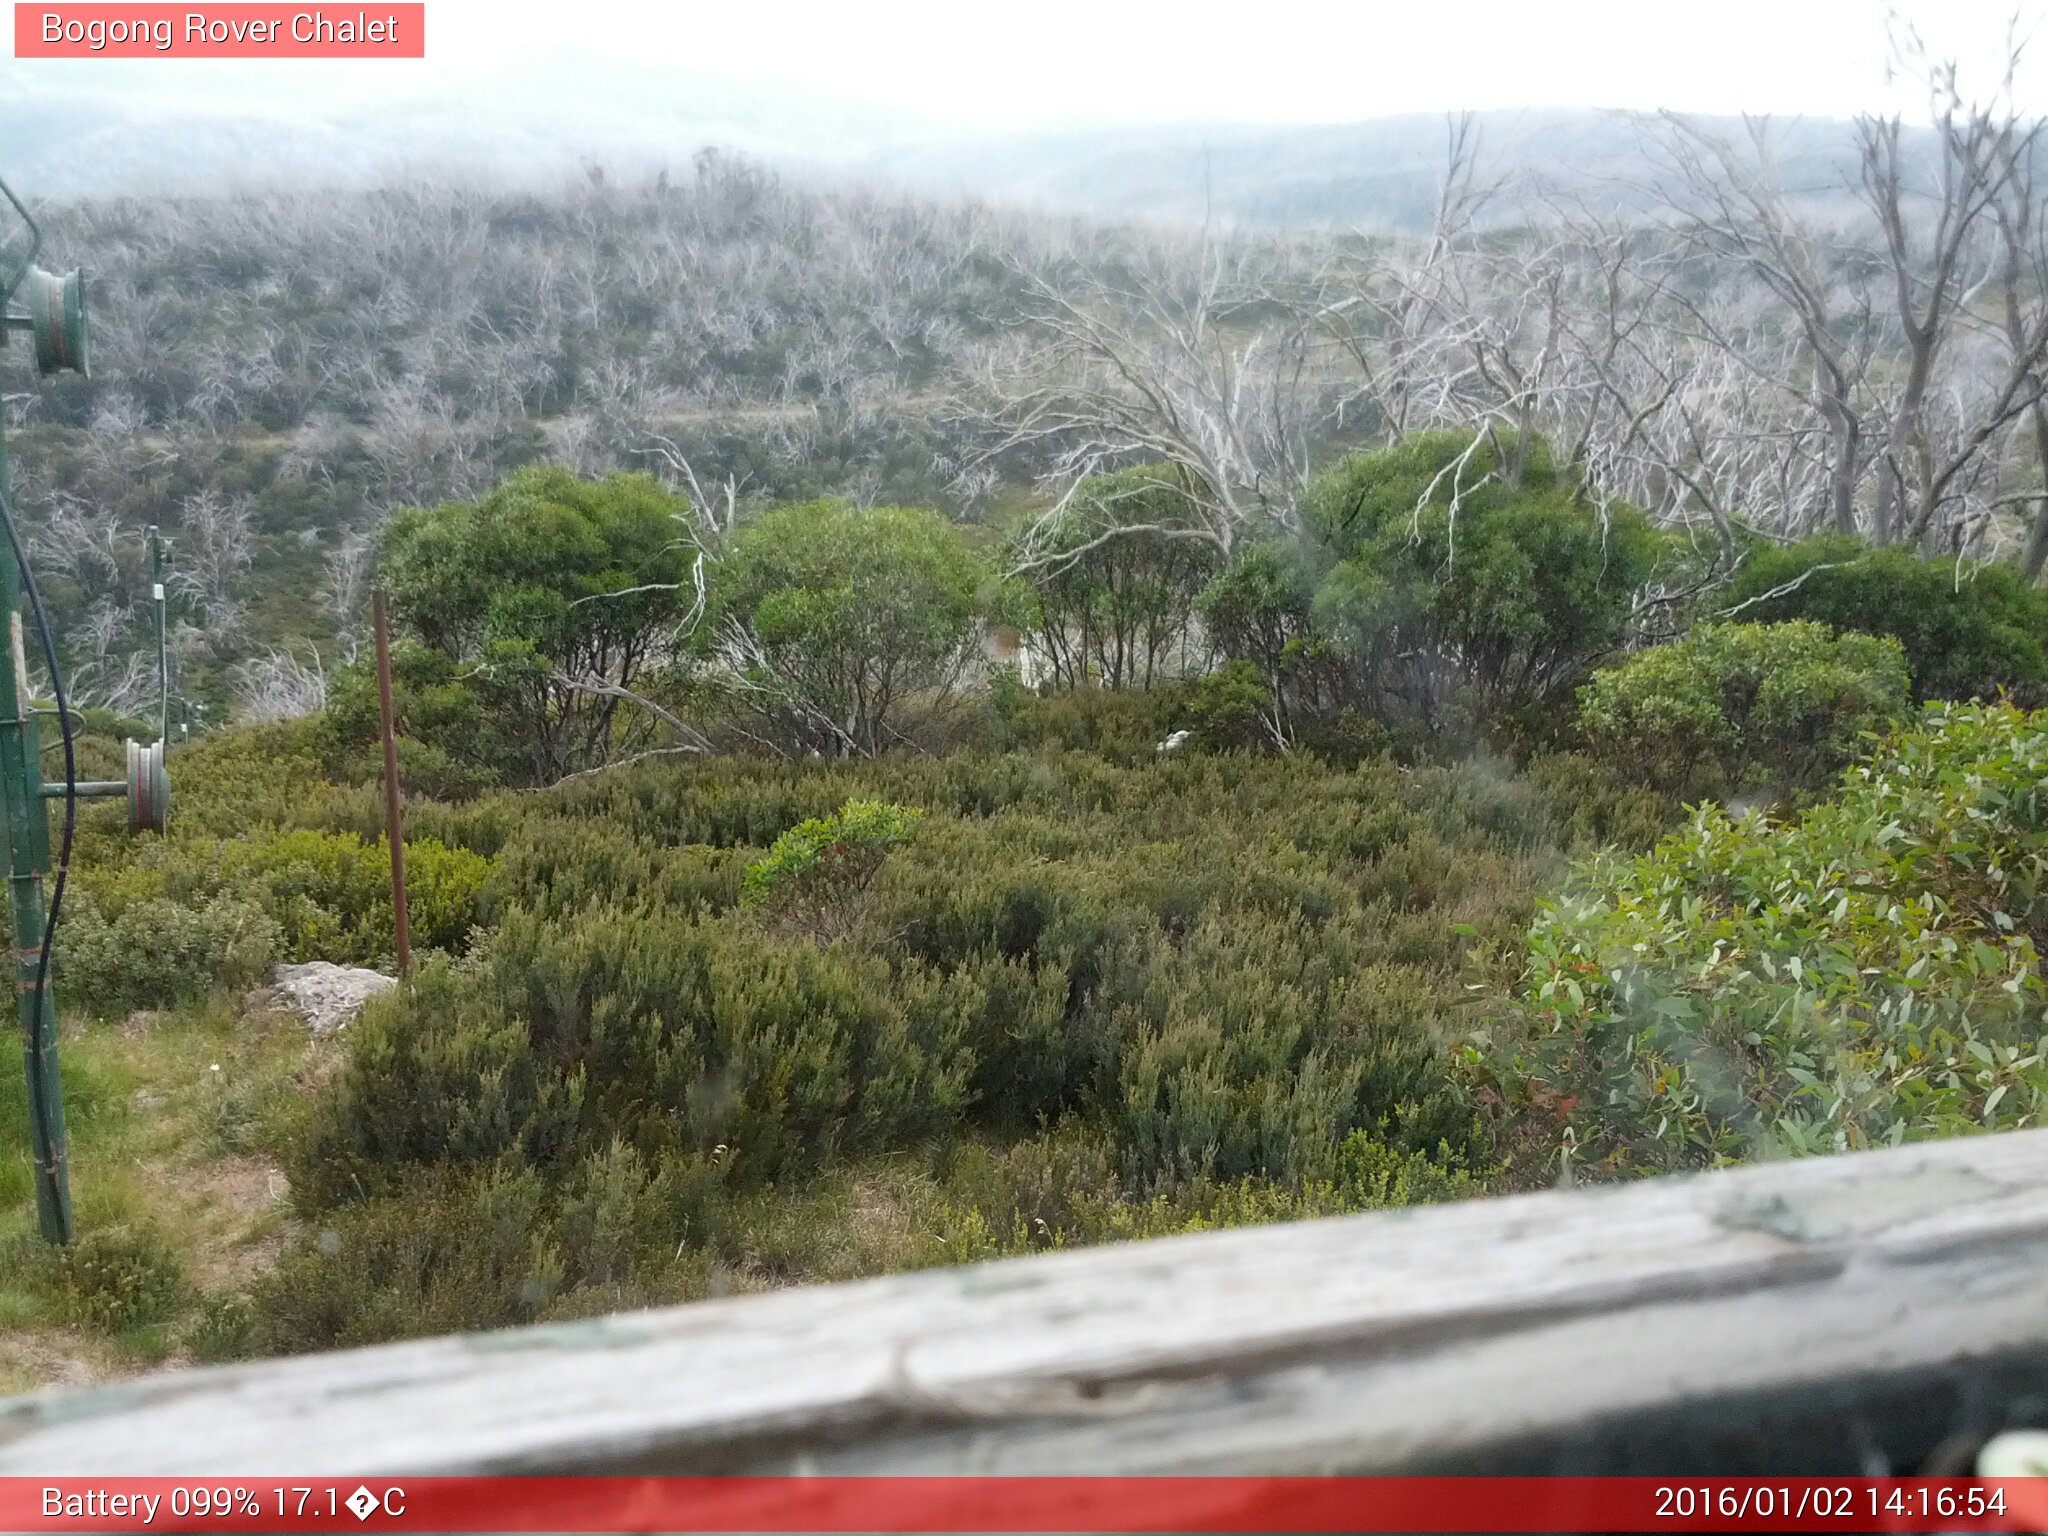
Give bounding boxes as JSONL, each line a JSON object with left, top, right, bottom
{"left": 0, "top": 473, "right": 77, "bottom": 1053}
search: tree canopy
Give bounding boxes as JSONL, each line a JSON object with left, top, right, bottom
{"left": 1010, "top": 467, "right": 1219, "bottom": 691}
{"left": 375, "top": 466, "right": 693, "bottom": 784}
{"left": 1304, "top": 431, "right": 1665, "bottom": 737}
{"left": 1721, "top": 536, "right": 2048, "bottom": 705}
{"left": 714, "top": 501, "right": 988, "bottom": 756}
{"left": 1578, "top": 620, "right": 1912, "bottom": 801}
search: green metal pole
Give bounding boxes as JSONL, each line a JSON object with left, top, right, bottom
{"left": 0, "top": 417, "right": 70, "bottom": 1244}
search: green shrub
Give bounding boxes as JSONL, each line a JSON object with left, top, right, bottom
{"left": 59, "top": 893, "right": 279, "bottom": 1014}
{"left": 152, "top": 723, "right": 341, "bottom": 835}
{"left": 994, "top": 684, "right": 1186, "bottom": 762}
{"left": 259, "top": 737, "right": 1647, "bottom": 1345}
{"left": 742, "top": 800, "right": 924, "bottom": 940}
{"left": 1185, "top": 660, "right": 1276, "bottom": 750}
{"left": 922, "top": 1125, "right": 1483, "bottom": 1255}
{"left": 1516, "top": 752, "right": 1682, "bottom": 852}
{"left": 1195, "top": 545, "right": 1344, "bottom": 748}
{"left": 1578, "top": 621, "right": 1911, "bottom": 800}
{"left": 377, "top": 466, "right": 695, "bottom": 786}
{"left": 290, "top": 916, "right": 980, "bottom": 1205}
{"left": 319, "top": 643, "right": 522, "bottom": 798}
{"left": 1305, "top": 431, "right": 1666, "bottom": 739}
{"left": 486, "top": 820, "right": 747, "bottom": 922}
{"left": 713, "top": 501, "right": 989, "bottom": 756}
{"left": 186, "top": 1292, "right": 258, "bottom": 1363}
{"left": 56, "top": 1227, "right": 186, "bottom": 1332}
{"left": 255, "top": 1167, "right": 571, "bottom": 1352}
{"left": 1008, "top": 465, "right": 1219, "bottom": 691}
{"left": 217, "top": 829, "right": 489, "bottom": 962}
{"left": 76, "top": 826, "right": 489, "bottom": 976}
{"left": 1472, "top": 702, "right": 2048, "bottom": 1181}
{"left": 1720, "top": 536, "right": 2048, "bottom": 704}
{"left": 55, "top": 720, "right": 494, "bottom": 1012}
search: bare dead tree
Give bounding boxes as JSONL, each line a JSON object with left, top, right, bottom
{"left": 2002, "top": 123, "right": 2048, "bottom": 575}
{"left": 1633, "top": 24, "right": 2046, "bottom": 557}
{"left": 1312, "top": 116, "right": 1500, "bottom": 443}
{"left": 636, "top": 433, "right": 746, "bottom": 641}
{"left": 230, "top": 646, "right": 329, "bottom": 723}
{"left": 170, "top": 488, "right": 256, "bottom": 642}
{"left": 1651, "top": 114, "right": 1883, "bottom": 539}
{"left": 983, "top": 233, "right": 1333, "bottom": 573}
{"left": 320, "top": 535, "right": 374, "bottom": 666}
{"left": 1860, "top": 37, "right": 2048, "bottom": 548}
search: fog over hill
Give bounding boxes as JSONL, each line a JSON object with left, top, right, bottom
{"left": 1, "top": 52, "right": 1883, "bottom": 230}
{"left": 869, "top": 111, "right": 1880, "bottom": 229}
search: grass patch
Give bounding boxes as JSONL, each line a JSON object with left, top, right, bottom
{"left": 0, "top": 991, "right": 328, "bottom": 1390}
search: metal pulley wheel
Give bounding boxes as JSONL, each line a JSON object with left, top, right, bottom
{"left": 26, "top": 264, "right": 89, "bottom": 378}
{"left": 125, "top": 738, "right": 168, "bottom": 833}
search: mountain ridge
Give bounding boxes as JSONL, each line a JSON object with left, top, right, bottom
{"left": 1, "top": 57, "right": 1887, "bottom": 230}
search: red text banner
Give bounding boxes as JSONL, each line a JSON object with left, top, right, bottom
{"left": 3, "top": 1476, "right": 2047, "bottom": 1532}
{"left": 14, "top": 5, "right": 424, "bottom": 57}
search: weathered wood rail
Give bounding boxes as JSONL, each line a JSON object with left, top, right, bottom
{"left": 5, "top": 1129, "right": 2048, "bottom": 1476}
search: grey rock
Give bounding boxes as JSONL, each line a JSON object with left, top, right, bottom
{"left": 270, "top": 961, "right": 396, "bottom": 1036}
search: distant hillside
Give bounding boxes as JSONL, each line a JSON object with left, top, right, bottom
{"left": 0, "top": 54, "right": 933, "bottom": 200}
{"left": 0, "top": 56, "right": 1883, "bottom": 231}
{"left": 866, "top": 111, "right": 1878, "bottom": 230}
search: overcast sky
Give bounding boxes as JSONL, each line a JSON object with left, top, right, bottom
{"left": 14, "top": 0, "right": 2045, "bottom": 132}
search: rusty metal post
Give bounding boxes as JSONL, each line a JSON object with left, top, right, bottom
{"left": 372, "top": 589, "right": 411, "bottom": 977}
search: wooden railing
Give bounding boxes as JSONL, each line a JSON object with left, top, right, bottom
{"left": 3, "top": 1129, "right": 2046, "bottom": 1476}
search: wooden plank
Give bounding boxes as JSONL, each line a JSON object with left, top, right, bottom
{"left": 3, "top": 1129, "right": 2047, "bottom": 1475}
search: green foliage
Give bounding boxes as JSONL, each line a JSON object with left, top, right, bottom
{"left": 1194, "top": 546, "right": 1346, "bottom": 749}
{"left": 742, "top": 800, "right": 924, "bottom": 939}
{"left": 916, "top": 1124, "right": 1485, "bottom": 1258}
{"left": 54, "top": 1227, "right": 186, "bottom": 1332}
{"left": 53, "top": 720, "right": 492, "bottom": 1012}
{"left": 1578, "top": 621, "right": 1912, "bottom": 800}
{"left": 1305, "top": 431, "right": 1664, "bottom": 738}
{"left": 1473, "top": 703, "right": 2048, "bottom": 1180}
{"left": 377, "top": 467, "right": 694, "bottom": 784}
{"left": 991, "top": 682, "right": 1188, "bottom": 763}
{"left": 291, "top": 926, "right": 980, "bottom": 1203}
{"left": 319, "top": 643, "right": 521, "bottom": 798}
{"left": 1010, "top": 467, "right": 1219, "bottom": 690}
{"left": 1721, "top": 536, "right": 2048, "bottom": 704}
{"left": 186, "top": 1293, "right": 259, "bottom": 1363}
{"left": 72, "top": 827, "right": 486, "bottom": 984}
{"left": 222, "top": 830, "right": 488, "bottom": 962}
{"left": 714, "top": 501, "right": 988, "bottom": 756}
{"left": 60, "top": 894, "right": 280, "bottom": 1015}
{"left": 254, "top": 1166, "right": 575, "bottom": 1350}
{"left": 138, "top": 723, "right": 343, "bottom": 837}
{"left": 382, "top": 465, "right": 689, "bottom": 664}
{"left": 1184, "top": 660, "right": 1277, "bottom": 750}
{"left": 266, "top": 741, "right": 1664, "bottom": 1345}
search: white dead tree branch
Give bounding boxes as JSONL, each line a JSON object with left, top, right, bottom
{"left": 982, "top": 234, "right": 1332, "bottom": 574}
{"left": 231, "top": 646, "right": 329, "bottom": 723}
